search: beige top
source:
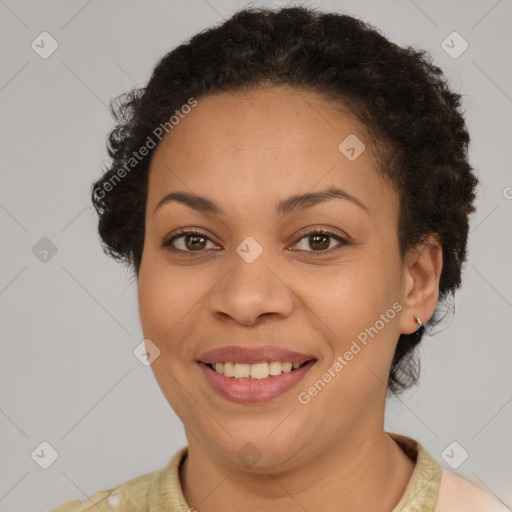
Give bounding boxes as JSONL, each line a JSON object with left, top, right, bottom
{"left": 49, "top": 433, "right": 510, "bottom": 512}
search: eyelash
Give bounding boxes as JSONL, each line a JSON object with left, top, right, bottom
{"left": 161, "top": 227, "right": 349, "bottom": 257}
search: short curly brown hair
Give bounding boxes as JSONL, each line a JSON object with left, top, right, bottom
{"left": 91, "top": 6, "right": 478, "bottom": 394}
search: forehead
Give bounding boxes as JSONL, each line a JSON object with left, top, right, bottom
{"left": 147, "top": 86, "right": 393, "bottom": 218}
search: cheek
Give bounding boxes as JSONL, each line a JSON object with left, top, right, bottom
{"left": 299, "top": 267, "right": 401, "bottom": 415}
{"left": 137, "top": 263, "right": 202, "bottom": 408}
{"left": 312, "top": 257, "right": 388, "bottom": 325}
{"left": 309, "top": 256, "right": 401, "bottom": 372}
{"left": 137, "top": 258, "right": 199, "bottom": 346}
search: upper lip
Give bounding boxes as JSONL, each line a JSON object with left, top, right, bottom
{"left": 197, "top": 345, "right": 316, "bottom": 365}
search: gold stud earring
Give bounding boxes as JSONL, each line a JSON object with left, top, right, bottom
{"left": 415, "top": 316, "right": 422, "bottom": 328}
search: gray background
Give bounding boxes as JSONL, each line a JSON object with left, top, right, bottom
{"left": 1, "top": 0, "right": 511, "bottom": 510}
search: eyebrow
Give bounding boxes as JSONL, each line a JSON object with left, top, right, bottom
{"left": 153, "top": 187, "right": 369, "bottom": 217}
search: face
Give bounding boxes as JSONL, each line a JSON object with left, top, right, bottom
{"left": 137, "top": 86, "right": 437, "bottom": 470}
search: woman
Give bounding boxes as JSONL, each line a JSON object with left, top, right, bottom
{"left": 50, "top": 6, "right": 510, "bottom": 512}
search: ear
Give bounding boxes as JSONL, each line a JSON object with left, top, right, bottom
{"left": 399, "top": 233, "right": 443, "bottom": 335}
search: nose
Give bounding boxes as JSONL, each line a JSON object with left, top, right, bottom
{"left": 207, "top": 250, "right": 295, "bottom": 326}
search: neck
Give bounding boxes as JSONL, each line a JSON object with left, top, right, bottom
{"left": 180, "top": 425, "right": 415, "bottom": 512}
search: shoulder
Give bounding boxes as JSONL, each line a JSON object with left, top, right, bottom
{"left": 48, "top": 471, "right": 154, "bottom": 512}
{"left": 48, "top": 447, "right": 189, "bottom": 512}
{"left": 435, "top": 469, "right": 511, "bottom": 512}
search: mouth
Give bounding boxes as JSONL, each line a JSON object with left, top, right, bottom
{"left": 203, "top": 360, "right": 313, "bottom": 378}
{"left": 197, "top": 358, "right": 317, "bottom": 404}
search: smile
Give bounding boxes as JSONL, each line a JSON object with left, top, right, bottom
{"left": 208, "top": 360, "right": 307, "bottom": 378}
{"left": 198, "top": 359, "right": 316, "bottom": 403}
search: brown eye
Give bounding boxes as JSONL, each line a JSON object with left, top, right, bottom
{"left": 162, "top": 227, "right": 348, "bottom": 256}
{"left": 293, "top": 229, "right": 348, "bottom": 253}
{"left": 308, "top": 233, "right": 330, "bottom": 251}
{"left": 163, "top": 229, "right": 217, "bottom": 252}
{"left": 183, "top": 234, "right": 207, "bottom": 250}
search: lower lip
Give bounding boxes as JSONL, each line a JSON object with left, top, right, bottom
{"left": 198, "top": 360, "right": 316, "bottom": 404}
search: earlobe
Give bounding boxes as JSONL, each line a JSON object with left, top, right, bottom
{"left": 399, "top": 234, "right": 443, "bottom": 335}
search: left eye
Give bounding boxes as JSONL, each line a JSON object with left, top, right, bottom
{"left": 162, "top": 228, "right": 348, "bottom": 254}
{"left": 293, "top": 229, "right": 347, "bottom": 253}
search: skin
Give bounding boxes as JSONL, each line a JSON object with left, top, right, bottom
{"left": 137, "top": 85, "right": 443, "bottom": 512}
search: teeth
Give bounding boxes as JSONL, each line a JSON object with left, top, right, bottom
{"left": 234, "top": 363, "right": 251, "bottom": 379}
{"left": 211, "top": 361, "right": 306, "bottom": 379}
{"left": 223, "top": 362, "right": 234, "bottom": 377}
{"left": 250, "top": 362, "right": 269, "bottom": 379}
{"left": 269, "top": 361, "right": 282, "bottom": 375}
{"left": 281, "top": 362, "right": 292, "bottom": 372}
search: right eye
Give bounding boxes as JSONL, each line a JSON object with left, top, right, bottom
{"left": 162, "top": 229, "right": 219, "bottom": 253}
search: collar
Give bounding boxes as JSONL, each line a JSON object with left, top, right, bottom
{"left": 388, "top": 432, "right": 442, "bottom": 511}
{"left": 147, "top": 432, "right": 442, "bottom": 511}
